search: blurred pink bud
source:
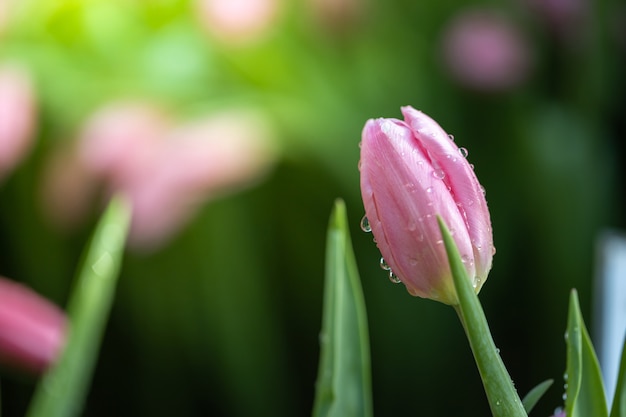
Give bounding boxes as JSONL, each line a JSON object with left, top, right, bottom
{"left": 308, "top": 0, "right": 363, "bottom": 33}
{"left": 525, "top": 0, "right": 587, "bottom": 41}
{"left": 195, "top": 0, "right": 280, "bottom": 44}
{"left": 78, "top": 102, "right": 169, "bottom": 188}
{"left": 0, "top": 63, "right": 36, "bottom": 181}
{"left": 441, "top": 10, "right": 533, "bottom": 92}
{"left": 127, "top": 111, "right": 276, "bottom": 249}
{"left": 40, "top": 143, "right": 99, "bottom": 231}
{"left": 359, "top": 106, "right": 494, "bottom": 305}
{"left": 0, "top": 276, "right": 66, "bottom": 374}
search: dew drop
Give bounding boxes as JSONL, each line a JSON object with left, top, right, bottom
{"left": 480, "top": 185, "right": 487, "bottom": 196}
{"left": 470, "top": 163, "right": 475, "bottom": 170}
{"left": 461, "top": 254, "right": 471, "bottom": 264}
{"left": 496, "top": 400, "right": 501, "bottom": 406}
{"left": 448, "top": 134, "right": 455, "bottom": 141}
{"left": 458, "top": 147, "right": 469, "bottom": 158}
{"left": 360, "top": 215, "right": 372, "bottom": 232}
{"left": 491, "top": 245, "right": 497, "bottom": 255}
{"left": 417, "top": 233, "right": 425, "bottom": 242}
{"left": 388, "top": 271, "right": 401, "bottom": 284}
{"left": 432, "top": 169, "right": 445, "bottom": 180}
{"left": 408, "top": 221, "right": 417, "bottom": 231}
{"left": 380, "top": 257, "right": 391, "bottom": 271}
{"left": 409, "top": 258, "right": 418, "bottom": 266}
{"left": 426, "top": 186, "right": 433, "bottom": 193}
{"left": 357, "top": 160, "right": 362, "bottom": 170}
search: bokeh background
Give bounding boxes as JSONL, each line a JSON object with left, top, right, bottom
{"left": 1, "top": 0, "right": 625, "bottom": 416}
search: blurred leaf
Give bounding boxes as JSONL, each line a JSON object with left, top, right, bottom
{"left": 610, "top": 337, "right": 626, "bottom": 417}
{"left": 565, "top": 289, "right": 609, "bottom": 417}
{"left": 312, "top": 199, "right": 373, "bottom": 417}
{"left": 521, "top": 379, "right": 553, "bottom": 414}
{"left": 26, "top": 195, "right": 131, "bottom": 417}
{"left": 438, "top": 216, "right": 527, "bottom": 417}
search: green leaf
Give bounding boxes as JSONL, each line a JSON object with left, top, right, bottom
{"left": 312, "top": 199, "right": 373, "bottom": 417}
{"left": 610, "top": 337, "right": 626, "bottom": 417}
{"left": 565, "top": 289, "right": 609, "bottom": 417}
{"left": 437, "top": 216, "right": 527, "bottom": 417}
{"left": 26, "top": 195, "right": 131, "bottom": 417}
{"left": 521, "top": 379, "right": 553, "bottom": 414}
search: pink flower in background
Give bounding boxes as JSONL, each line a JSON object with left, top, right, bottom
{"left": 0, "top": 63, "right": 36, "bottom": 181}
{"left": 122, "top": 111, "right": 276, "bottom": 248}
{"left": 359, "top": 106, "right": 493, "bottom": 305}
{"left": 195, "top": 0, "right": 280, "bottom": 44}
{"left": 524, "top": 0, "right": 587, "bottom": 42}
{"left": 441, "top": 10, "right": 533, "bottom": 92}
{"left": 44, "top": 101, "right": 277, "bottom": 250}
{"left": 308, "top": 0, "right": 363, "bottom": 33}
{"left": 0, "top": 276, "right": 67, "bottom": 374}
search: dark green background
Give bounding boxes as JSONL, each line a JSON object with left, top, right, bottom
{"left": 1, "top": 0, "right": 624, "bottom": 416}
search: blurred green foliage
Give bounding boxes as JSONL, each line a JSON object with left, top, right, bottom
{"left": 0, "top": 0, "right": 624, "bottom": 416}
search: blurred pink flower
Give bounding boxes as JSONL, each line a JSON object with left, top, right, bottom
{"left": 0, "top": 276, "right": 67, "bottom": 374}
{"left": 524, "top": 0, "right": 588, "bottom": 41}
{"left": 123, "top": 111, "right": 276, "bottom": 248}
{"left": 360, "top": 106, "right": 494, "bottom": 304}
{"left": 44, "top": 101, "right": 277, "bottom": 250}
{"left": 195, "top": 0, "right": 280, "bottom": 44}
{"left": 308, "top": 0, "right": 364, "bottom": 33}
{"left": 0, "top": 63, "right": 36, "bottom": 181}
{"left": 441, "top": 10, "right": 533, "bottom": 92}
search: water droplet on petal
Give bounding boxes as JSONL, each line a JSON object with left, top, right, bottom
{"left": 426, "top": 186, "right": 433, "bottom": 193}
{"left": 459, "top": 147, "right": 469, "bottom": 158}
{"left": 432, "top": 169, "right": 445, "bottom": 180}
{"left": 409, "top": 258, "right": 418, "bottom": 266}
{"left": 480, "top": 185, "right": 487, "bottom": 196}
{"left": 448, "top": 134, "right": 455, "bottom": 141}
{"left": 388, "top": 271, "right": 401, "bottom": 283}
{"left": 360, "top": 215, "right": 372, "bottom": 232}
{"left": 380, "top": 257, "right": 391, "bottom": 271}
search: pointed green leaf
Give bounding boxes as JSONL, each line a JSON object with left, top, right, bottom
{"left": 565, "top": 289, "right": 609, "bottom": 417}
{"left": 26, "top": 195, "right": 131, "bottom": 417}
{"left": 610, "top": 337, "right": 626, "bottom": 417}
{"left": 521, "top": 379, "right": 553, "bottom": 414}
{"left": 437, "top": 216, "right": 527, "bottom": 417}
{"left": 312, "top": 199, "right": 373, "bottom": 417}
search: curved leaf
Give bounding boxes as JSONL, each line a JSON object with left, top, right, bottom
{"left": 312, "top": 199, "right": 373, "bottom": 417}
{"left": 565, "top": 289, "right": 609, "bottom": 417}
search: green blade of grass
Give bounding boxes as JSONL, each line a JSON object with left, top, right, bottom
{"left": 610, "top": 337, "right": 626, "bottom": 417}
{"left": 565, "top": 289, "right": 609, "bottom": 417}
{"left": 521, "top": 379, "right": 553, "bottom": 414}
{"left": 26, "top": 195, "right": 131, "bottom": 417}
{"left": 438, "top": 216, "right": 527, "bottom": 417}
{"left": 312, "top": 199, "right": 373, "bottom": 417}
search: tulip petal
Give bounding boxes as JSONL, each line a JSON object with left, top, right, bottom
{"left": 401, "top": 106, "right": 493, "bottom": 286}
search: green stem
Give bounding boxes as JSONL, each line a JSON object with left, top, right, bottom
{"left": 438, "top": 217, "right": 527, "bottom": 417}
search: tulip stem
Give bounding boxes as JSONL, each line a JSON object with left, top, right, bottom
{"left": 437, "top": 217, "right": 527, "bottom": 417}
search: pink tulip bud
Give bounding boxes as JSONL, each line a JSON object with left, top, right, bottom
{"left": 0, "top": 63, "right": 36, "bottom": 181}
{"left": 0, "top": 276, "right": 67, "bottom": 374}
{"left": 359, "top": 106, "right": 494, "bottom": 305}
{"left": 195, "top": 0, "right": 280, "bottom": 45}
{"left": 441, "top": 10, "right": 532, "bottom": 92}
